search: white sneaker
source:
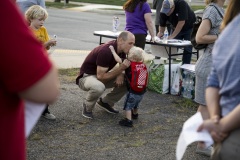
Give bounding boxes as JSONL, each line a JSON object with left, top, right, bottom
{"left": 196, "top": 145, "right": 213, "bottom": 157}
{"left": 42, "top": 112, "right": 56, "bottom": 120}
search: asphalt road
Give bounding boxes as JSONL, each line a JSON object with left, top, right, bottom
{"left": 45, "top": 8, "right": 127, "bottom": 51}
{"left": 45, "top": 0, "right": 205, "bottom": 51}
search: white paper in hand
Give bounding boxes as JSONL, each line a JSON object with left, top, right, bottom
{"left": 176, "top": 112, "right": 213, "bottom": 160}
{"left": 25, "top": 101, "right": 45, "bottom": 137}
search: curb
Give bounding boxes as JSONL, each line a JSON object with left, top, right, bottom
{"left": 49, "top": 49, "right": 90, "bottom": 69}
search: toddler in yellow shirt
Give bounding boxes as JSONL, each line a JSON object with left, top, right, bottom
{"left": 25, "top": 5, "right": 56, "bottom": 50}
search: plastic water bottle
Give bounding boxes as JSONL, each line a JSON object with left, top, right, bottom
{"left": 182, "top": 71, "right": 195, "bottom": 99}
{"left": 182, "top": 71, "right": 190, "bottom": 99}
{"left": 189, "top": 74, "right": 194, "bottom": 90}
{"left": 112, "top": 16, "right": 120, "bottom": 32}
{"left": 163, "top": 29, "right": 168, "bottom": 43}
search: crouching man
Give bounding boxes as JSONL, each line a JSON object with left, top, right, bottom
{"left": 76, "top": 31, "right": 135, "bottom": 119}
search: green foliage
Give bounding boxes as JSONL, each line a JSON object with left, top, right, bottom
{"left": 70, "top": 0, "right": 126, "bottom": 6}
{"left": 46, "top": 1, "right": 206, "bottom": 11}
{"left": 45, "top": 2, "right": 82, "bottom": 8}
{"left": 177, "top": 98, "right": 198, "bottom": 108}
{"left": 58, "top": 68, "right": 79, "bottom": 77}
{"left": 191, "top": 5, "right": 205, "bottom": 11}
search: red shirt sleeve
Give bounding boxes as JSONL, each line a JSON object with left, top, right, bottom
{"left": 0, "top": 1, "right": 53, "bottom": 160}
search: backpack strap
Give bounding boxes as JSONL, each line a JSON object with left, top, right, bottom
{"left": 209, "top": 4, "right": 224, "bottom": 18}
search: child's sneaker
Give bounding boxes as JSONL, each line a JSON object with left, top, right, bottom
{"left": 42, "top": 112, "right": 56, "bottom": 120}
{"left": 119, "top": 118, "right": 133, "bottom": 127}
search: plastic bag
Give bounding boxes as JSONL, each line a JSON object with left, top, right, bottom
{"left": 148, "top": 60, "right": 182, "bottom": 95}
{"left": 171, "top": 65, "right": 181, "bottom": 95}
{"left": 147, "top": 59, "right": 165, "bottom": 94}
{"left": 162, "top": 62, "right": 181, "bottom": 94}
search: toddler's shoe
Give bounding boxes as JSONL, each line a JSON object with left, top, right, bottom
{"left": 132, "top": 111, "right": 138, "bottom": 119}
{"left": 119, "top": 118, "right": 133, "bottom": 127}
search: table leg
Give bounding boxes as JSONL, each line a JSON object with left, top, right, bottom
{"left": 168, "top": 47, "right": 172, "bottom": 94}
{"left": 99, "top": 36, "right": 102, "bottom": 45}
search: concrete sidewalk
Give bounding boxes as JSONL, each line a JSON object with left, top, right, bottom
{"left": 49, "top": 49, "right": 90, "bottom": 69}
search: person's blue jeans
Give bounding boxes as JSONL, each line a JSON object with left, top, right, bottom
{"left": 175, "top": 28, "right": 193, "bottom": 64}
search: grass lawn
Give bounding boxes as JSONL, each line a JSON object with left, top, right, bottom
{"left": 46, "top": 1, "right": 82, "bottom": 8}
{"left": 70, "top": 0, "right": 125, "bottom": 6}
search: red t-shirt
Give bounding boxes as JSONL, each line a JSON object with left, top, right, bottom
{"left": 0, "top": 1, "right": 52, "bottom": 160}
{"left": 79, "top": 40, "right": 126, "bottom": 77}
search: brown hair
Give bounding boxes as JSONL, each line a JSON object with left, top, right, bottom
{"left": 220, "top": 0, "right": 240, "bottom": 31}
{"left": 123, "top": 0, "right": 147, "bottom": 12}
{"left": 205, "top": 0, "right": 217, "bottom": 5}
{"left": 118, "top": 31, "right": 129, "bottom": 41}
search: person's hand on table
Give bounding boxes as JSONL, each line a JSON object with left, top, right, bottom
{"left": 157, "top": 32, "right": 164, "bottom": 39}
{"left": 151, "top": 36, "right": 155, "bottom": 43}
{"left": 168, "top": 35, "right": 174, "bottom": 39}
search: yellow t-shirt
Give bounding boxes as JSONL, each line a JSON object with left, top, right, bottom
{"left": 32, "top": 26, "right": 50, "bottom": 44}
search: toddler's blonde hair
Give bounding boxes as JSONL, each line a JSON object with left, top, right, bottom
{"left": 25, "top": 5, "right": 48, "bottom": 24}
{"left": 128, "top": 46, "right": 144, "bottom": 62}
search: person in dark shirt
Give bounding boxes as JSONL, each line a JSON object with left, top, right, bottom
{"left": 157, "top": 0, "right": 196, "bottom": 64}
{"left": 153, "top": 0, "right": 164, "bottom": 34}
{"left": 76, "top": 31, "right": 135, "bottom": 119}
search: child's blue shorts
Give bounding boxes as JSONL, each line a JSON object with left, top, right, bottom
{"left": 123, "top": 92, "right": 144, "bottom": 111}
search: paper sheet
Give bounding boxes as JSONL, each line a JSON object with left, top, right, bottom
{"left": 176, "top": 112, "right": 213, "bottom": 160}
{"left": 146, "top": 35, "right": 191, "bottom": 45}
{"left": 25, "top": 101, "right": 45, "bottom": 137}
